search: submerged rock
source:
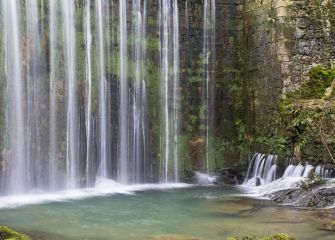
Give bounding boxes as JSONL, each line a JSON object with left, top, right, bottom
{"left": 0, "top": 226, "right": 31, "bottom": 240}
{"left": 227, "top": 233, "right": 296, "bottom": 240}
{"left": 255, "top": 177, "right": 261, "bottom": 186}
{"left": 149, "top": 234, "right": 199, "bottom": 240}
{"left": 319, "top": 221, "right": 335, "bottom": 231}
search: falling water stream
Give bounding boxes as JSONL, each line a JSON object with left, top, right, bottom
{"left": 62, "top": 0, "right": 78, "bottom": 189}
{"left": 49, "top": 0, "right": 59, "bottom": 190}
{"left": 96, "top": 0, "right": 108, "bottom": 178}
{"left": 85, "top": 0, "right": 93, "bottom": 186}
{"left": 2, "top": 0, "right": 26, "bottom": 194}
{"left": 159, "top": 0, "right": 180, "bottom": 183}
{"left": 0, "top": 0, "right": 217, "bottom": 195}
{"left": 202, "top": 0, "right": 216, "bottom": 174}
{"left": 119, "top": 0, "right": 129, "bottom": 184}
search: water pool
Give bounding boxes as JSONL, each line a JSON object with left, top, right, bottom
{"left": 0, "top": 186, "right": 333, "bottom": 240}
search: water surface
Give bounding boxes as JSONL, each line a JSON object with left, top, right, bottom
{"left": 0, "top": 186, "right": 333, "bottom": 240}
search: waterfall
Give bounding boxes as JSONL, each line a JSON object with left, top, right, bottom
{"left": 118, "top": 0, "right": 129, "bottom": 184}
{"left": 0, "top": 0, "right": 211, "bottom": 196}
{"left": 2, "top": 0, "right": 26, "bottom": 194}
{"left": 160, "top": 0, "right": 169, "bottom": 183}
{"left": 26, "top": 0, "right": 44, "bottom": 189}
{"left": 85, "top": 0, "right": 93, "bottom": 186}
{"left": 62, "top": 0, "right": 78, "bottom": 189}
{"left": 172, "top": 0, "right": 180, "bottom": 183}
{"left": 159, "top": 0, "right": 180, "bottom": 183}
{"left": 49, "top": 0, "right": 59, "bottom": 190}
{"left": 96, "top": 0, "right": 108, "bottom": 178}
{"left": 141, "top": 80, "right": 149, "bottom": 182}
{"left": 202, "top": 0, "right": 216, "bottom": 174}
{"left": 132, "top": 0, "right": 146, "bottom": 183}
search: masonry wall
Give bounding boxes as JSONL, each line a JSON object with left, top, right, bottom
{"left": 242, "top": 0, "right": 335, "bottom": 162}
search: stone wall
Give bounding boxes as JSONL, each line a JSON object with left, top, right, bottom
{"left": 243, "top": 0, "right": 335, "bottom": 127}
{"left": 242, "top": 0, "right": 335, "bottom": 161}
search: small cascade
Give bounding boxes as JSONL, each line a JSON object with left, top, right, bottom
{"left": 245, "top": 153, "right": 334, "bottom": 188}
{"left": 282, "top": 163, "right": 314, "bottom": 178}
{"left": 244, "top": 154, "right": 278, "bottom": 186}
{"left": 314, "top": 165, "right": 333, "bottom": 178}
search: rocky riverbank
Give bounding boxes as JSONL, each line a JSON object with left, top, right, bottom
{"left": 264, "top": 177, "right": 335, "bottom": 209}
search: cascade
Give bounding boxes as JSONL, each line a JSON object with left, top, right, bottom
{"left": 245, "top": 153, "right": 334, "bottom": 187}
{"left": 315, "top": 165, "right": 332, "bottom": 178}
{"left": 245, "top": 154, "right": 278, "bottom": 185}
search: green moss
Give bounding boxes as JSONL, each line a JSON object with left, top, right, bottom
{"left": 301, "top": 173, "right": 327, "bottom": 190}
{"left": 147, "top": 17, "right": 157, "bottom": 27}
{"left": 0, "top": 226, "right": 31, "bottom": 240}
{"left": 253, "top": 66, "right": 335, "bottom": 162}
{"left": 299, "top": 66, "right": 335, "bottom": 99}
{"left": 145, "top": 35, "right": 160, "bottom": 52}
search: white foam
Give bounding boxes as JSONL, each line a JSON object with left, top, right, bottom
{"left": 0, "top": 179, "right": 191, "bottom": 209}
{"left": 240, "top": 177, "right": 303, "bottom": 197}
{"left": 194, "top": 171, "right": 217, "bottom": 185}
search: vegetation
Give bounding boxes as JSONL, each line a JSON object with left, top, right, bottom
{"left": 254, "top": 66, "right": 335, "bottom": 163}
{"left": 301, "top": 172, "right": 327, "bottom": 190}
{"left": 0, "top": 226, "right": 31, "bottom": 240}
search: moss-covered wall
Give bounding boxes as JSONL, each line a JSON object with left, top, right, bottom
{"left": 242, "top": 0, "right": 335, "bottom": 164}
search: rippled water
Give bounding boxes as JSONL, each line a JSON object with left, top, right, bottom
{"left": 0, "top": 186, "right": 334, "bottom": 240}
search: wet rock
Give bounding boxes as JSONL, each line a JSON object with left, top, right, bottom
{"left": 255, "top": 177, "right": 261, "bottom": 186}
{"left": 265, "top": 186, "right": 335, "bottom": 208}
{"left": 214, "top": 168, "right": 245, "bottom": 185}
{"left": 297, "top": 41, "right": 315, "bottom": 56}
{"left": 296, "top": 18, "right": 309, "bottom": 29}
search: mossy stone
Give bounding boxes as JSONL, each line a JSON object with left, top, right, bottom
{"left": 0, "top": 226, "right": 31, "bottom": 240}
